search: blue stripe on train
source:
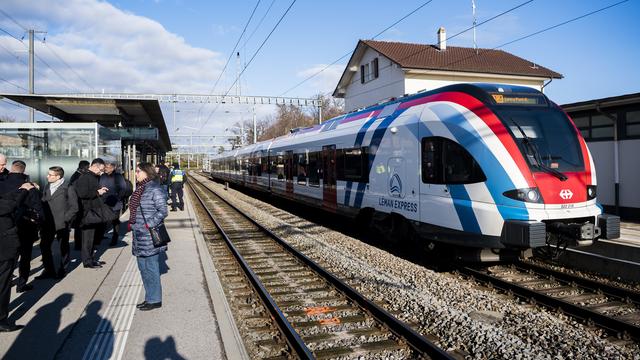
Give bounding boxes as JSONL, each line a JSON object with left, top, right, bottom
{"left": 354, "top": 110, "right": 407, "bottom": 208}
{"left": 344, "top": 116, "right": 381, "bottom": 206}
{"left": 447, "top": 185, "right": 482, "bottom": 233}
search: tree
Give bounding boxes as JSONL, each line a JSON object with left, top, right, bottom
{"left": 310, "top": 93, "right": 344, "bottom": 123}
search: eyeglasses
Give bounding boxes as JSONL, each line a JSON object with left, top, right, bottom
{"left": 135, "top": 169, "right": 141, "bottom": 173}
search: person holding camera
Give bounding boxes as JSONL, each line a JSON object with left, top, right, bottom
{"left": 75, "top": 158, "right": 109, "bottom": 268}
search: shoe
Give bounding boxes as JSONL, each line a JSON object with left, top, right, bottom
{"left": 136, "top": 301, "right": 148, "bottom": 309}
{"left": 95, "top": 260, "right": 106, "bottom": 265}
{"left": 16, "top": 284, "right": 33, "bottom": 293}
{"left": 170, "top": 208, "right": 177, "bottom": 212}
{"left": 0, "top": 322, "right": 24, "bottom": 332}
{"left": 179, "top": 207, "right": 184, "bottom": 211}
{"left": 110, "top": 238, "right": 118, "bottom": 246}
{"left": 35, "top": 272, "right": 57, "bottom": 280}
{"left": 56, "top": 271, "right": 66, "bottom": 279}
{"left": 83, "top": 263, "right": 102, "bottom": 269}
{"left": 138, "top": 302, "right": 162, "bottom": 311}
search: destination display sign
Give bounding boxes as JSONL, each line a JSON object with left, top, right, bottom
{"left": 491, "top": 93, "right": 546, "bottom": 106}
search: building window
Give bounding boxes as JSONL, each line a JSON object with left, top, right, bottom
{"left": 360, "top": 58, "right": 379, "bottom": 84}
{"left": 626, "top": 110, "right": 640, "bottom": 137}
{"left": 569, "top": 113, "right": 615, "bottom": 140}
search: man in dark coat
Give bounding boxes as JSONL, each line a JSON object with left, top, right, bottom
{"left": 97, "top": 161, "right": 127, "bottom": 246}
{"left": 40, "top": 166, "right": 78, "bottom": 279}
{"left": 0, "top": 161, "right": 44, "bottom": 293}
{"left": 70, "top": 160, "right": 89, "bottom": 251}
{"left": 0, "top": 181, "right": 34, "bottom": 332}
{"left": 75, "top": 158, "right": 108, "bottom": 268}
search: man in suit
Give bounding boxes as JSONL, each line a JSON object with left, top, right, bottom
{"left": 70, "top": 160, "right": 89, "bottom": 251}
{"left": 97, "top": 161, "right": 127, "bottom": 246}
{"left": 40, "top": 166, "right": 78, "bottom": 279}
{"left": 75, "top": 158, "right": 108, "bottom": 268}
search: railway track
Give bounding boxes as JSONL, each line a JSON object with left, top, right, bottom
{"left": 459, "top": 261, "right": 640, "bottom": 341}
{"left": 187, "top": 175, "right": 453, "bottom": 359}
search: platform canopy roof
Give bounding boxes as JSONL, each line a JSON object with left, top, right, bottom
{"left": 0, "top": 93, "right": 171, "bottom": 152}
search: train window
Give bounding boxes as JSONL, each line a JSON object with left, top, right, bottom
{"left": 443, "top": 140, "right": 486, "bottom": 184}
{"left": 308, "top": 151, "right": 320, "bottom": 186}
{"left": 261, "top": 156, "right": 269, "bottom": 174}
{"left": 421, "top": 138, "right": 442, "bottom": 183}
{"left": 336, "top": 147, "right": 369, "bottom": 183}
{"left": 421, "top": 137, "right": 485, "bottom": 184}
{"left": 276, "top": 154, "right": 285, "bottom": 180}
{"left": 295, "top": 153, "right": 307, "bottom": 184}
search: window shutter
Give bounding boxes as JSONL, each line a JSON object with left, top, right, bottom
{"left": 373, "top": 58, "right": 379, "bottom": 78}
{"left": 360, "top": 65, "right": 365, "bottom": 84}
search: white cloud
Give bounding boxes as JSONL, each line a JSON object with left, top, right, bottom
{"left": 0, "top": 0, "right": 224, "bottom": 96}
{"left": 296, "top": 63, "right": 345, "bottom": 95}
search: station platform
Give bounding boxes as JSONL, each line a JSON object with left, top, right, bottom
{"left": 0, "top": 193, "right": 247, "bottom": 360}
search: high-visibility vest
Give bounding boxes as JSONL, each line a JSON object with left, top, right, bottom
{"left": 171, "top": 169, "right": 184, "bottom": 183}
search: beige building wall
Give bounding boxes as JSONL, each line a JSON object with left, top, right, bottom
{"left": 404, "top": 72, "right": 544, "bottom": 95}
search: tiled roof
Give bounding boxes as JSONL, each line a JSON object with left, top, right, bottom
{"left": 363, "top": 40, "right": 562, "bottom": 79}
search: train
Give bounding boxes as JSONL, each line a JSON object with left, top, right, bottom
{"left": 208, "top": 83, "right": 620, "bottom": 261}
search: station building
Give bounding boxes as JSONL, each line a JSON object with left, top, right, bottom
{"left": 563, "top": 92, "right": 640, "bottom": 221}
{"left": 0, "top": 94, "right": 171, "bottom": 186}
{"left": 333, "top": 27, "right": 562, "bottom": 112}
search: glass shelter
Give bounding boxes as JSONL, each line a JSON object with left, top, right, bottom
{"left": 0, "top": 122, "right": 121, "bottom": 187}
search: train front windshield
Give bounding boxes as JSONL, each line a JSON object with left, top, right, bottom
{"left": 495, "top": 107, "right": 585, "bottom": 173}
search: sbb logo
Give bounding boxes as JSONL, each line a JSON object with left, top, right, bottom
{"left": 559, "top": 189, "right": 573, "bottom": 200}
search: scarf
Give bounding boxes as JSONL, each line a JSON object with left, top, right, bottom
{"left": 49, "top": 178, "right": 64, "bottom": 196}
{"left": 128, "top": 178, "right": 152, "bottom": 224}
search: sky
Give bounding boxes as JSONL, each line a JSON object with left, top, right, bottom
{"left": 0, "top": 0, "right": 638, "bottom": 147}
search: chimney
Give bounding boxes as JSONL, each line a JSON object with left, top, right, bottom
{"left": 437, "top": 27, "right": 446, "bottom": 51}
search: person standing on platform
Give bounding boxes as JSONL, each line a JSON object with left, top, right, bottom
{"left": 0, "top": 154, "right": 8, "bottom": 179}
{"left": 1, "top": 161, "right": 44, "bottom": 293}
{"left": 0, "top": 181, "right": 34, "bottom": 332}
{"left": 40, "top": 166, "right": 77, "bottom": 279}
{"left": 70, "top": 160, "right": 90, "bottom": 251}
{"left": 128, "top": 162, "right": 167, "bottom": 311}
{"left": 76, "top": 158, "right": 108, "bottom": 268}
{"left": 156, "top": 163, "right": 171, "bottom": 198}
{"left": 98, "top": 161, "right": 127, "bottom": 246}
{"left": 169, "top": 163, "right": 185, "bottom": 212}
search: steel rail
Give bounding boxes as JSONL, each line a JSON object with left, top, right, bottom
{"left": 188, "top": 180, "right": 315, "bottom": 359}
{"left": 189, "top": 175, "right": 453, "bottom": 359}
{"left": 461, "top": 266, "right": 640, "bottom": 340}
{"left": 516, "top": 261, "right": 640, "bottom": 305}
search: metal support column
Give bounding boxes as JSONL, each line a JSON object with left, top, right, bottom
{"left": 28, "top": 30, "right": 34, "bottom": 123}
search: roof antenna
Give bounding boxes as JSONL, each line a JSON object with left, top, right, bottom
{"left": 472, "top": 0, "right": 478, "bottom": 54}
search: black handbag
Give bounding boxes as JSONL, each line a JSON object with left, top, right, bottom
{"left": 82, "top": 202, "right": 117, "bottom": 226}
{"left": 140, "top": 207, "right": 171, "bottom": 248}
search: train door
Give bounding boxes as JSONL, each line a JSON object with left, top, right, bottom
{"left": 285, "top": 150, "right": 294, "bottom": 194}
{"left": 322, "top": 145, "right": 337, "bottom": 210}
{"left": 419, "top": 137, "right": 461, "bottom": 230}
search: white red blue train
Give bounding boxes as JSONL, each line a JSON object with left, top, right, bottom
{"left": 209, "top": 83, "right": 620, "bottom": 260}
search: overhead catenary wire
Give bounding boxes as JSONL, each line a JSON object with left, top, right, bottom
{"left": 0, "top": 77, "right": 27, "bottom": 91}
{"left": 341, "top": 0, "right": 535, "bottom": 92}
{"left": 0, "top": 9, "right": 79, "bottom": 92}
{"left": 39, "top": 38, "right": 94, "bottom": 92}
{"left": 199, "top": 0, "right": 262, "bottom": 107}
{"left": 278, "top": 0, "right": 436, "bottom": 97}
{"left": 0, "top": 26, "right": 23, "bottom": 43}
{"left": 199, "top": 0, "right": 298, "bottom": 132}
{"left": 343, "top": 0, "right": 629, "bottom": 102}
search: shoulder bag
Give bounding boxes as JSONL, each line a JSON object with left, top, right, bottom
{"left": 140, "top": 206, "right": 171, "bottom": 248}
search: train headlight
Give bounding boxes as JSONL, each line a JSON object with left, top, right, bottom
{"left": 503, "top": 187, "right": 543, "bottom": 203}
{"left": 587, "top": 185, "right": 597, "bottom": 200}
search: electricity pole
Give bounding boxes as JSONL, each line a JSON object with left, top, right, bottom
{"left": 28, "top": 29, "right": 34, "bottom": 122}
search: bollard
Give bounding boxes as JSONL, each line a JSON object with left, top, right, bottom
{"left": 224, "top": 181, "right": 228, "bottom": 190}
